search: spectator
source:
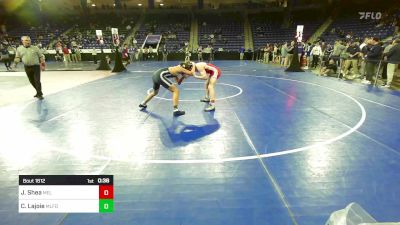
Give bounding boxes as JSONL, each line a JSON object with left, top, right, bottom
{"left": 162, "top": 45, "right": 168, "bottom": 61}
{"left": 310, "top": 43, "right": 322, "bottom": 69}
{"left": 54, "top": 48, "right": 62, "bottom": 62}
{"left": 263, "top": 45, "right": 269, "bottom": 63}
{"left": 1, "top": 45, "right": 11, "bottom": 71}
{"left": 70, "top": 47, "right": 77, "bottom": 62}
{"left": 331, "top": 40, "right": 346, "bottom": 64}
{"left": 132, "top": 38, "right": 137, "bottom": 47}
{"left": 122, "top": 44, "right": 130, "bottom": 65}
{"left": 76, "top": 47, "right": 81, "bottom": 61}
{"left": 285, "top": 41, "right": 294, "bottom": 67}
{"left": 363, "top": 37, "right": 383, "bottom": 84}
{"left": 105, "top": 55, "right": 111, "bottom": 64}
{"left": 239, "top": 46, "right": 245, "bottom": 60}
{"left": 281, "top": 42, "right": 288, "bottom": 66}
{"left": 91, "top": 47, "right": 97, "bottom": 64}
{"left": 320, "top": 59, "right": 338, "bottom": 76}
{"left": 204, "top": 45, "right": 211, "bottom": 62}
{"left": 383, "top": 39, "right": 400, "bottom": 88}
{"left": 360, "top": 38, "right": 371, "bottom": 78}
{"left": 381, "top": 41, "right": 394, "bottom": 82}
{"left": 197, "top": 46, "right": 203, "bottom": 61}
{"left": 343, "top": 41, "right": 360, "bottom": 78}
{"left": 62, "top": 45, "right": 71, "bottom": 63}
{"left": 143, "top": 47, "right": 149, "bottom": 61}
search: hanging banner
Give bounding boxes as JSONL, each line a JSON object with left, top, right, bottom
{"left": 296, "top": 25, "right": 304, "bottom": 42}
{"left": 96, "top": 30, "right": 104, "bottom": 45}
{"left": 111, "top": 28, "right": 120, "bottom": 46}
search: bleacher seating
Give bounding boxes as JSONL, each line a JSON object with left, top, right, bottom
{"left": 251, "top": 12, "right": 324, "bottom": 50}
{"left": 6, "top": 25, "right": 67, "bottom": 47}
{"left": 134, "top": 13, "right": 190, "bottom": 52}
{"left": 321, "top": 15, "right": 395, "bottom": 44}
{"left": 56, "top": 13, "right": 139, "bottom": 49}
{"left": 198, "top": 12, "right": 244, "bottom": 52}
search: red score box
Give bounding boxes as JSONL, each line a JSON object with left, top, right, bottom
{"left": 99, "top": 185, "right": 114, "bottom": 199}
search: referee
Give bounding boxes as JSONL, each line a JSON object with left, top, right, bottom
{"left": 13, "top": 36, "right": 46, "bottom": 100}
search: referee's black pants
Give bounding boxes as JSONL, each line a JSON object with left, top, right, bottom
{"left": 25, "top": 65, "right": 43, "bottom": 96}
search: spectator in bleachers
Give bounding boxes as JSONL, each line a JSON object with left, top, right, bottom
{"left": 383, "top": 39, "right": 400, "bottom": 88}
{"left": 363, "top": 37, "right": 383, "bottom": 84}
{"left": 343, "top": 41, "right": 360, "bottom": 78}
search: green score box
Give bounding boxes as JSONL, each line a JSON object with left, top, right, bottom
{"left": 99, "top": 199, "right": 114, "bottom": 213}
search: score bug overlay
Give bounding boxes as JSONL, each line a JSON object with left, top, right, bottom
{"left": 19, "top": 175, "right": 114, "bottom": 213}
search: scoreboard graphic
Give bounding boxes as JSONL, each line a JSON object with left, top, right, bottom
{"left": 19, "top": 175, "right": 113, "bottom": 213}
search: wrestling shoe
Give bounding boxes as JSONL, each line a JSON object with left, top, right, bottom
{"left": 204, "top": 105, "right": 215, "bottom": 112}
{"left": 173, "top": 110, "right": 185, "bottom": 117}
{"left": 200, "top": 97, "right": 210, "bottom": 103}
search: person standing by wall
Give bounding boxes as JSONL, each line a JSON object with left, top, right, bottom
{"left": 310, "top": 42, "right": 322, "bottom": 69}
{"left": 363, "top": 37, "right": 383, "bottom": 84}
{"left": 162, "top": 44, "right": 168, "bottom": 62}
{"left": 62, "top": 45, "right": 70, "bottom": 64}
{"left": 70, "top": 46, "right": 77, "bottom": 62}
{"left": 239, "top": 46, "right": 245, "bottom": 60}
{"left": 197, "top": 46, "right": 203, "bottom": 61}
{"left": 383, "top": 39, "right": 400, "bottom": 88}
{"left": 13, "top": 36, "right": 46, "bottom": 100}
{"left": 76, "top": 46, "right": 82, "bottom": 62}
{"left": 1, "top": 45, "right": 12, "bottom": 71}
{"left": 91, "top": 47, "right": 98, "bottom": 64}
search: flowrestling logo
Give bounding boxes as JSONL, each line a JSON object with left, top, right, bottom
{"left": 359, "top": 12, "right": 382, "bottom": 20}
